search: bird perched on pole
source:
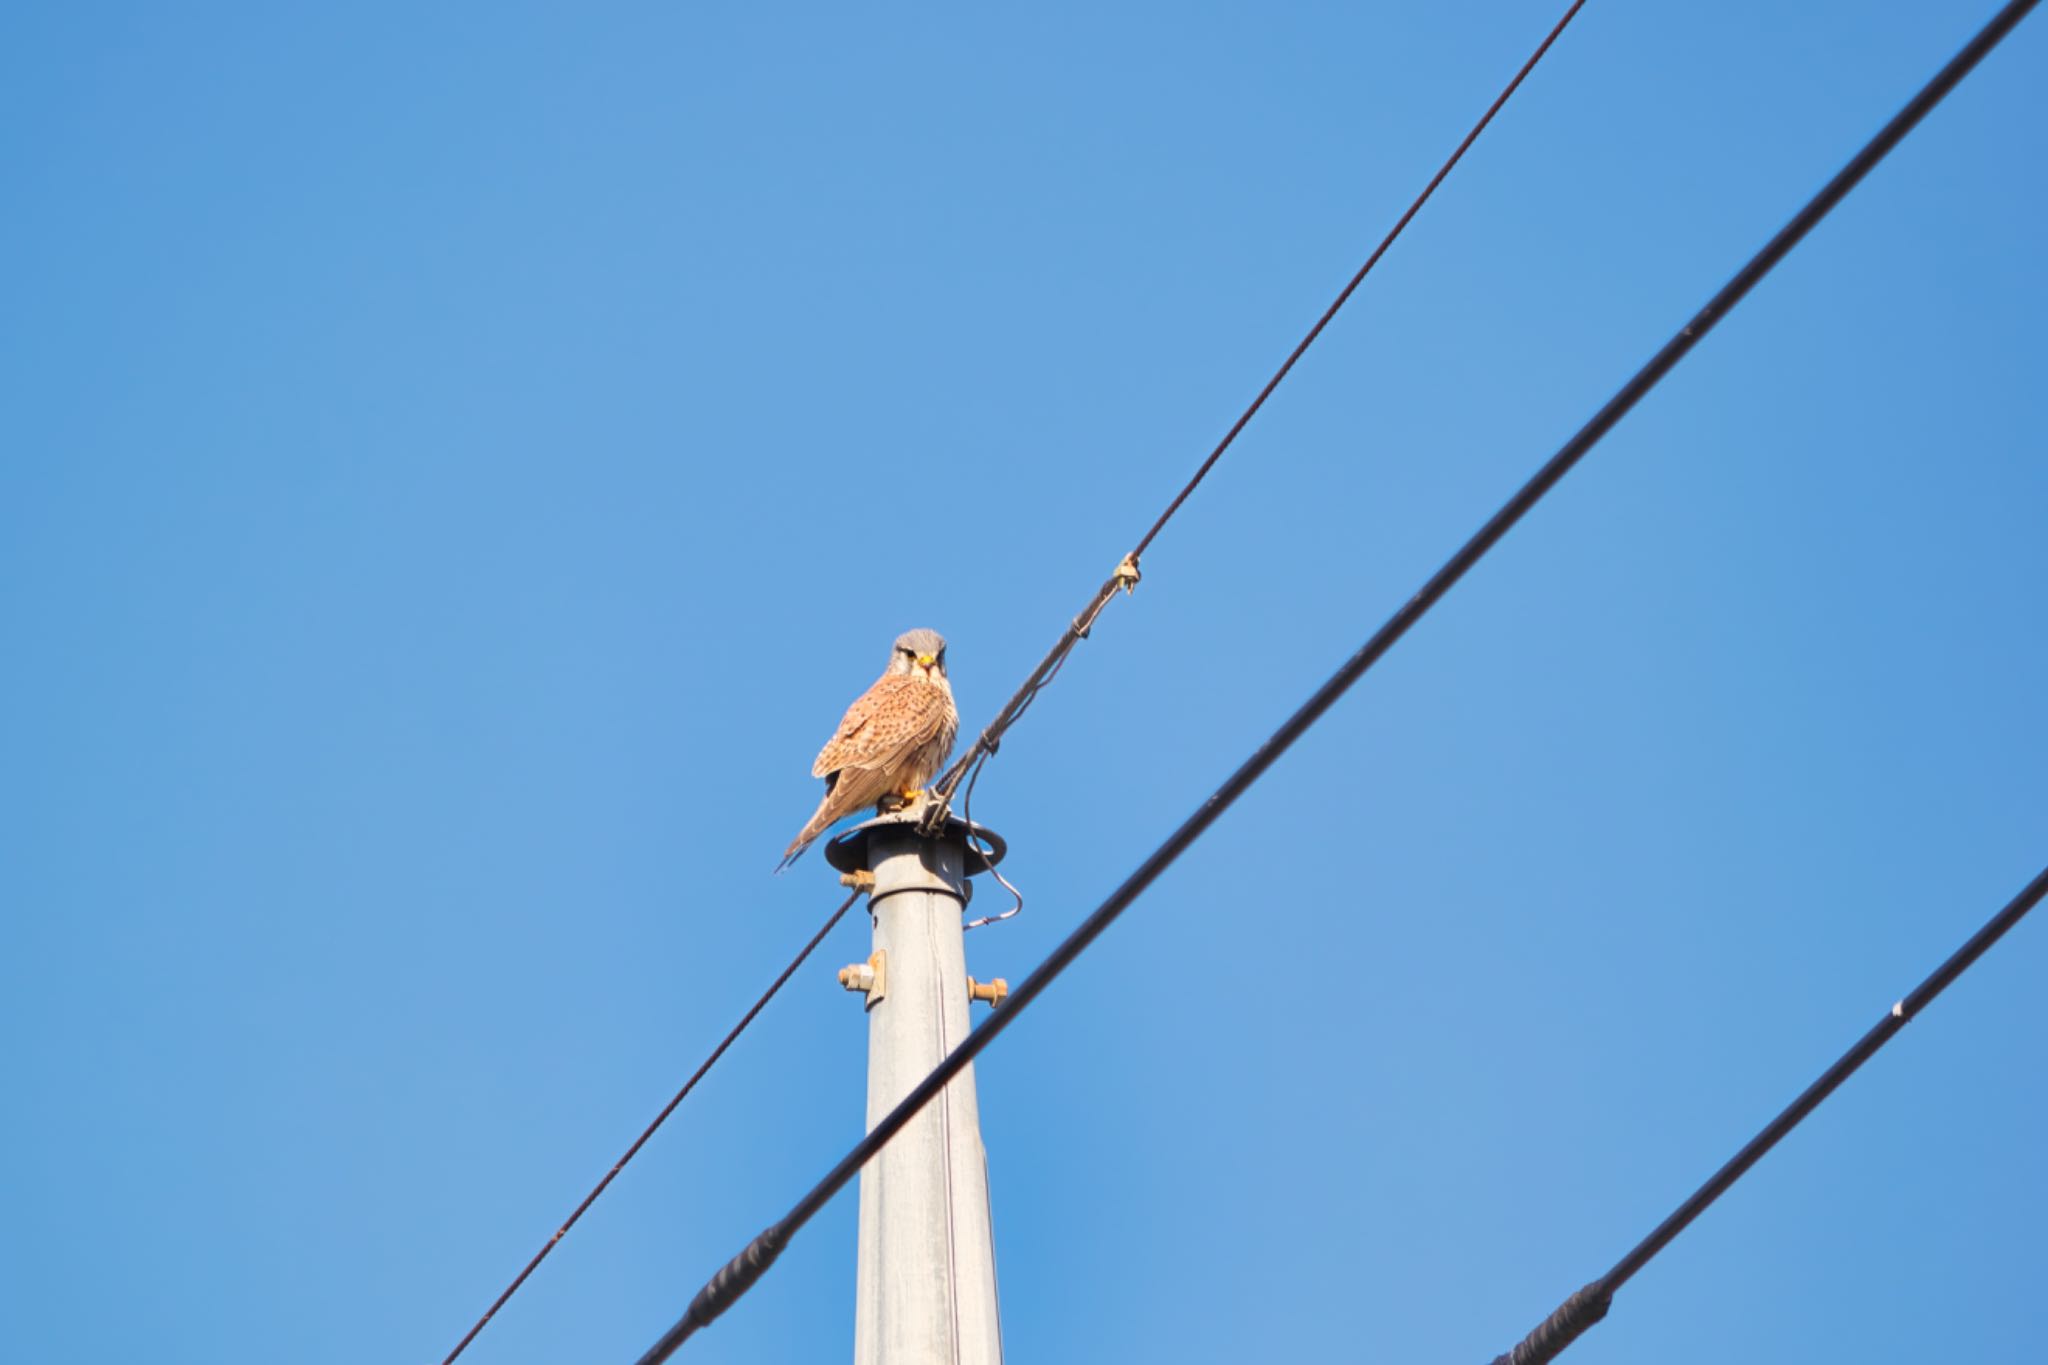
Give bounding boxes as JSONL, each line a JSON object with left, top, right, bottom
{"left": 779, "top": 628, "right": 959, "bottom": 870}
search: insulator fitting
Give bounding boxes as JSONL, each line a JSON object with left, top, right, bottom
{"left": 967, "top": 976, "right": 1008, "bottom": 1008}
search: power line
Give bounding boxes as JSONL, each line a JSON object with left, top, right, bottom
{"left": 442, "top": 887, "right": 863, "bottom": 1364}
{"left": 442, "top": 4, "right": 1583, "bottom": 1339}
{"left": 919, "top": 0, "right": 1588, "bottom": 839}
{"left": 1488, "top": 861, "right": 2048, "bottom": 1365}
{"left": 632, "top": 3, "right": 2038, "bottom": 1356}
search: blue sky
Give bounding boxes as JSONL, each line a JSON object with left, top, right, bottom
{"left": 3, "top": 3, "right": 2043, "bottom": 1362}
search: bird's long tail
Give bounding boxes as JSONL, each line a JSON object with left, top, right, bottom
{"left": 775, "top": 793, "right": 839, "bottom": 873}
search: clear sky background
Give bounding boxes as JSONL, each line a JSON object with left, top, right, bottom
{"left": 3, "top": 3, "right": 2043, "bottom": 1362}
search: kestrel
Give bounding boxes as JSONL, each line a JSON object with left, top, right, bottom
{"left": 778, "top": 628, "right": 960, "bottom": 869}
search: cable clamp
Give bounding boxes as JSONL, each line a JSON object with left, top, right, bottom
{"left": 838, "top": 869, "right": 875, "bottom": 891}
{"left": 1072, "top": 555, "right": 1143, "bottom": 640}
{"left": 915, "top": 781, "right": 959, "bottom": 836}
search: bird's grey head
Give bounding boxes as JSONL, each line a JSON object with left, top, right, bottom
{"left": 888, "top": 628, "right": 949, "bottom": 681}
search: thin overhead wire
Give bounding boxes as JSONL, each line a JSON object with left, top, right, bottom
{"left": 1487, "top": 861, "right": 2048, "bottom": 1365}
{"left": 630, "top": 3, "right": 2039, "bottom": 1355}
{"left": 441, "top": 888, "right": 863, "bottom": 1365}
{"left": 448, "top": 2, "right": 1579, "bottom": 1341}
{"left": 919, "top": 0, "right": 1588, "bottom": 840}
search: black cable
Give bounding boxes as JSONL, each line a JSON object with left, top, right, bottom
{"left": 636, "top": 2, "right": 2037, "bottom": 1356}
{"left": 442, "top": 888, "right": 862, "bottom": 1364}
{"left": 919, "top": 0, "right": 1588, "bottom": 836}
{"left": 473, "top": 3, "right": 1584, "bottom": 1346}
{"left": 1489, "top": 861, "right": 2048, "bottom": 1365}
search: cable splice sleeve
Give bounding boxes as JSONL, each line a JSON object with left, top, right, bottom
{"left": 635, "top": 1223, "right": 787, "bottom": 1365}
{"left": 1489, "top": 1283, "right": 1612, "bottom": 1365}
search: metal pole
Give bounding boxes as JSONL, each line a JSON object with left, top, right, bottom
{"left": 831, "top": 813, "right": 1005, "bottom": 1365}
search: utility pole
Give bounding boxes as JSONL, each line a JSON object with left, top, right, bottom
{"left": 828, "top": 809, "right": 1008, "bottom": 1365}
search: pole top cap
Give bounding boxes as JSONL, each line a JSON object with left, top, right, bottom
{"left": 823, "top": 807, "right": 1007, "bottom": 877}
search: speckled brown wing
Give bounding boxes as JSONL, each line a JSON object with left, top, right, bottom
{"left": 779, "top": 674, "right": 958, "bottom": 869}
{"left": 811, "top": 673, "right": 952, "bottom": 780}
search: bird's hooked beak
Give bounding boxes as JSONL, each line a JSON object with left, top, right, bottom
{"left": 916, "top": 654, "right": 937, "bottom": 673}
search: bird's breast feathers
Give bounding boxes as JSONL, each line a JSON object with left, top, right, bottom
{"left": 811, "top": 674, "right": 957, "bottom": 778}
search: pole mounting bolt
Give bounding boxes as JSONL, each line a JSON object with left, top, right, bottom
{"left": 967, "top": 977, "right": 1008, "bottom": 1008}
{"left": 839, "top": 950, "right": 886, "bottom": 1007}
